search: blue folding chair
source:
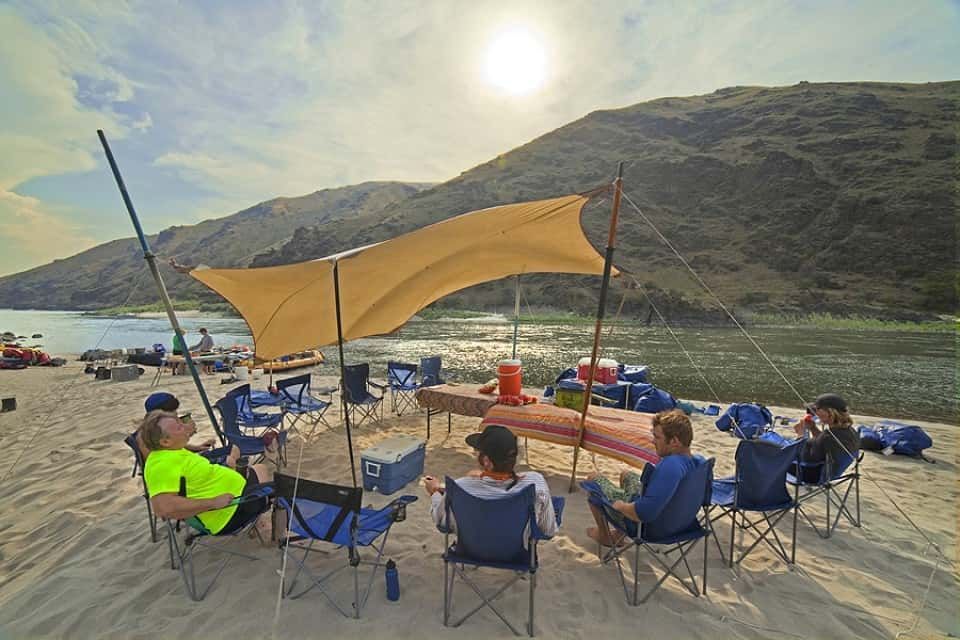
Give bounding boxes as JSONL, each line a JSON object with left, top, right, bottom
{"left": 421, "top": 356, "right": 451, "bottom": 437}
{"left": 580, "top": 457, "right": 715, "bottom": 605}
{"left": 275, "top": 373, "right": 335, "bottom": 438}
{"left": 709, "top": 439, "right": 803, "bottom": 567}
{"left": 440, "top": 478, "right": 565, "bottom": 636}
{"left": 124, "top": 431, "right": 232, "bottom": 543}
{"left": 342, "top": 363, "right": 385, "bottom": 428}
{"left": 165, "top": 482, "right": 274, "bottom": 601}
{"left": 214, "top": 395, "right": 287, "bottom": 466}
{"left": 224, "top": 383, "right": 283, "bottom": 433}
{"left": 420, "top": 356, "right": 446, "bottom": 387}
{"left": 788, "top": 449, "right": 862, "bottom": 539}
{"left": 249, "top": 388, "right": 285, "bottom": 408}
{"left": 387, "top": 361, "right": 420, "bottom": 416}
{"left": 274, "top": 473, "right": 417, "bottom": 618}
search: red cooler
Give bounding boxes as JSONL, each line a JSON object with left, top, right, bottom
{"left": 577, "top": 357, "right": 619, "bottom": 384}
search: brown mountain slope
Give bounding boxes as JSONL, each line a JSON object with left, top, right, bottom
{"left": 254, "top": 81, "right": 958, "bottom": 319}
{"left": 0, "top": 182, "right": 431, "bottom": 309}
{"left": 1, "top": 81, "right": 955, "bottom": 318}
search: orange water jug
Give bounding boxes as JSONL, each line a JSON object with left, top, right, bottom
{"left": 497, "top": 359, "right": 522, "bottom": 396}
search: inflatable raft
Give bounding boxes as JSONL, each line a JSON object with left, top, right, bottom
{"left": 256, "top": 349, "right": 325, "bottom": 372}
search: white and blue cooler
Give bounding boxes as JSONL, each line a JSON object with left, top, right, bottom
{"left": 361, "top": 435, "right": 426, "bottom": 495}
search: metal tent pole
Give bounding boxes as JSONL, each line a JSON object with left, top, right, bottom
{"left": 97, "top": 130, "right": 223, "bottom": 443}
{"left": 512, "top": 275, "right": 521, "bottom": 359}
{"left": 333, "top": 261, "right": 358, "bottom": 487}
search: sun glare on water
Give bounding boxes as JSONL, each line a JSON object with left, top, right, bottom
{"left": 484, "top": 28, "right": 547, "bottom": 95}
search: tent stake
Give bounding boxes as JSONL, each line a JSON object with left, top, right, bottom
{"left": 569, "top": 163, "right": 623, "bottom": 492}
{"left": 97, "top": 130, "right": 223, "bottom": 443}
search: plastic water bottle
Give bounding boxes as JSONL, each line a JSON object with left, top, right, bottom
{"left": 385, "top": 559, "right": 400, "bottom": 601}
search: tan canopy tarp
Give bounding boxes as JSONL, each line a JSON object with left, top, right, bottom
{"left": 190, "top": 193, "right": 617, "bottom": 360}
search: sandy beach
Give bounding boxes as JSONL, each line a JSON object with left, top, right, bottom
{"left": 0, "top": 360, "right": 956, "bottom": 639}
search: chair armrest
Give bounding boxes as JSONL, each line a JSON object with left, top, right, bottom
{"left": 368, "top": 379, "right": 388, "bottom": 392}
{"left": 201, "top": 446, "right": 233, "bottom": 465}
{"left": 314, "top": 385, "right": 338, "bottom": 397}
{"left": 229, "top": 483, "right": 274, "bottom": 505}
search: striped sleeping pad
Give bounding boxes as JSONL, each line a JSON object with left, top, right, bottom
{"left": 481, "top": 403, "right": 661, "bottom": 469}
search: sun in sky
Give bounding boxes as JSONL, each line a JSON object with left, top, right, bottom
{"left": 483, "top": 27, "right": 547, "bottom": 95}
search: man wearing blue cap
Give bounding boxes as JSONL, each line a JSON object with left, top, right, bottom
{"left": 136, "top": 392, "right": 220, "bottom": 461}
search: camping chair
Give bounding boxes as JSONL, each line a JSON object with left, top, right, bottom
{"left": 224, "top": 383, "right": 283, "bottom": 433}
{"left": 274, "top": 473, "right": 417, "bottom": 618}
{"left": 580, "top": 457, "right": 715, "bottom": 606}
{"left": 787, "top": 450, "right": 863, "bottom": 539}
{"left": 387, "top": 361, "right": 420, "bottom": 416}
{"left": 165, "top": 482, "right": 274, "bottom": 601}
{"left": 421, "top": 356, "right": 452, "bottom": 435}
{"left": 709, "top": 439, "right": 803, "bottom": 567}
{"left": 124, "top": 432, "right": 232, "bottom": 543}
{"left": 214, "top": 395, "right": 287, "bottom": 466}
{"left": 275, "top": 373, "right": 335, "bottom": 438}
{"left": 342, "top": 363, "right": 386, "bottom": 428}
{"left": 440, "top": 477, "right": 565, "bottom": 636}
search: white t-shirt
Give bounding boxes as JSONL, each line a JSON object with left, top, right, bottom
{"left": 429, "top": 471, "right": 557, "bottom": 537}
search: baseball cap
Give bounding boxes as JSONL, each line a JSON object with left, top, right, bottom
{"left": 806, "top": 393, "right": 848, "bottom": 413}
{"left": 145, "top": 392, "right": 180, "bottom": 412}
{"left": 465, "top": 424, "right": 518, "bottom": 465}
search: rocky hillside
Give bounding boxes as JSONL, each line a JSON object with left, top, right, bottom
{"left": 1, "top": 81, "right": 956, "bottom": 319}
{"left": 253, "top": 81, "right": 959, "bottom": 319}
{"left": 0, "top": 182, "right": 430, "bottom": 309}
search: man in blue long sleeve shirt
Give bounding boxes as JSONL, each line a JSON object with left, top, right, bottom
{"left": 587, "top": 409, "right": 701, "bottom": 545}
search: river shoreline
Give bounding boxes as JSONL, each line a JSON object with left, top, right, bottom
{"left": 1, "top": 308, "right": 954, "bottom": 423}
{"left": 72, "top": 306, "right": 956, "bottom": 332}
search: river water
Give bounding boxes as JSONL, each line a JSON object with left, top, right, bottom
{"left": 1, "top": 309, "right": 954, "bottom": 423}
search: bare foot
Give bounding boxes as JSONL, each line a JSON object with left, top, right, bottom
{"left": 586, "top": 526, "right": 625, "bottom": 547}
{"left": 586, "top": 471, "right": 600, "bottom": 481}
{"left": 619, "top": 469, "right": 632, "bottom": 485}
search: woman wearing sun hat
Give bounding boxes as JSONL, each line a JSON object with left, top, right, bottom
{"left": 793, "top": 393, "right": 860, "bottom": 481}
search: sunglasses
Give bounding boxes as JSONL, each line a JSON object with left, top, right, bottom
{"left": 178, "top": 413, "right": 193, "bottom": 423}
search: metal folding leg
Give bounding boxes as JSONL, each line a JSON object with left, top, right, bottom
{"left": 280, "top": 528, "right": 393, "bottom": 618}
{"left": 165, "top": 520, "right": 262, "bottom": 601}
{"left": 426, "top": 407, "right": 451, "bottom": 439}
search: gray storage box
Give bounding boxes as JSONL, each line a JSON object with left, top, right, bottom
{"left": 111, "top": 364, "right": 141, "bottom": 382}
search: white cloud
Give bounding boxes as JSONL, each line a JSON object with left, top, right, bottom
{"left": 131, "top": 111, "right": 153, "bottom": 132}
{"left": 0, "top": 5, "right": 133, "bottom": 189}
{"left": 1, "top": 0, "right": 957, "bottom": 276}
{"left": 0, "top": 191, "right": 98, "bottom": 273}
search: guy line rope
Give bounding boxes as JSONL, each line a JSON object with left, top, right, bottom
{"left": 619, "top": 187, "right": 953, "bottom": 637}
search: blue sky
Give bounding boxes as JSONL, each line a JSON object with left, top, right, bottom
{"left": 1, "top": 0, "right": 957, "bottom": 277}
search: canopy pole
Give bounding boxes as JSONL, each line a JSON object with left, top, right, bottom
{"left": 97, "top": 130, "right": 223, "bottom": 444}
{"left": 333, "top": 262, "right": 358, "bottom": 488}
{"left": 511, "top": 276, "right": 520, "bottom": 359}
{"left": 569, "top": 163, "right": 624, "bottom": 492}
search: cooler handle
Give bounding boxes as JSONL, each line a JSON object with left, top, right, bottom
{"left": 365, "top": 461, "right": 381, "bottom": 478}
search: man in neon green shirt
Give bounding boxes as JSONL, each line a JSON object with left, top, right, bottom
{"left": 140, "top": 410, "right": 272, "bottom": 535}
